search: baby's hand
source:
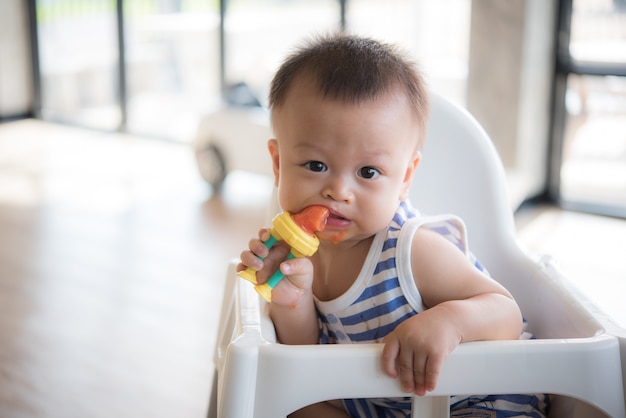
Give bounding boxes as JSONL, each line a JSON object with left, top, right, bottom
{"left": 381, "top": 308, "right": 462, "bottom": 396}
{"left": 237, "top": 228, "right": 315, "bottom": 307}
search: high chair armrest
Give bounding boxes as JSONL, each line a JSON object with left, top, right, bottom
{"left": 254, "top": 334, "right": 623, "bottom": 417}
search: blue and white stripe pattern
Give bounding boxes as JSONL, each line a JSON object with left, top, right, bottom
{"left": 315, "top": 200, "right": 549, "bottom": 418}
{"left": 450, "top": 394, "right": 551, "bottom": 418}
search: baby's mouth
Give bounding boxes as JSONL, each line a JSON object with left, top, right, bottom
{"left": 321, "top": 212, "right": 350, "bottom": 243}
{"left": 325, "top": 211, "right": 350, "bottom": 228}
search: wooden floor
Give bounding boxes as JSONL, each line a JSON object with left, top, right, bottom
{"left": 0, "top": 119, "right": 624, "bottom": 418}
{"left": 0, "top": 119, "right": 273, "bottom": 418}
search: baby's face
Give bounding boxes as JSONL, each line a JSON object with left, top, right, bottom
{"left": 269, "top": 77, "right": 422, "bottom": 244}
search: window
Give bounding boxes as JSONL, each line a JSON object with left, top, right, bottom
{"left": 223, "top": 0, "right": 339, "bottom": 104}
{"left": 33, "top": 0, "right": 221, "bottom": 141}
{"left": 123, "top": 0, "right": 221, "bottom": 141}
{"left": 553, "top": 0, "right": 626, "bottom": 217}
{"left": 31, "top": 0, "right": 471, "bottom": 143}
{"left": 222, "top": 0, "right": 472, "bottom": 108}
{"left": 347, "top": 0, "right": 471, "bottom": 106}
{"left": 35, "top": 0, "right": 121, "bottom": 130}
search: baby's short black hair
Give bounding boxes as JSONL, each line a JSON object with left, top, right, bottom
{"left": 269, "top": 33, "right": 429, "bottom": 146}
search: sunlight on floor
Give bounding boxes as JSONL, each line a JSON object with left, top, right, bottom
{"left": 516, "top": 205, "right": 626, "bottom": 328}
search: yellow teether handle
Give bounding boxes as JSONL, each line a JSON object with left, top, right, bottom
{"left": 237, "top": 212, "right": 321, "bottom": 302}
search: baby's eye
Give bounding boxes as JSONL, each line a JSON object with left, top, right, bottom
{"left": 304, "top": 161, "right": 327, "bottom": 172}
{"left": 358, "top": 166, "right": 380, "bottom": 179}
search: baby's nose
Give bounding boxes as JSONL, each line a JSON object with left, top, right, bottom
{"left": 322, "top": 176, "right": 354, "bottom": 203}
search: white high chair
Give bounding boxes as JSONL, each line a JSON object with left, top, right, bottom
{"left": 208, "top": 93, "right": 626, "bottom": 418}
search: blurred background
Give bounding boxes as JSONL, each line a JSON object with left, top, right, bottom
{"left": 1, "top": 0, "right": 624, "bottom": 215}
{"left": 0, "top": 1, "right": 625, "bottom": 417}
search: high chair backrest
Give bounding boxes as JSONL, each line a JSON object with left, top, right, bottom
{"left": 410, "top": 93, "right": 514, "bottom": 281}
{"left": 408, "top": 94, "right": 600, "bottom": 340}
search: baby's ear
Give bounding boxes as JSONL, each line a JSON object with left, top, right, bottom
{"left": 400, "top": 151, "right": 421, "bottom": 200}
{"left": 268, "top": 139, "right": 280, "bottom": 187}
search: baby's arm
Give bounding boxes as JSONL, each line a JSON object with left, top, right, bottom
{"left": 381, "top": 228, "right": 522, "bottom": 396}
{"left": 238, "top": 228, "right": 319, "bottom": 345}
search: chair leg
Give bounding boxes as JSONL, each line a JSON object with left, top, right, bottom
{"left": 412, "top": 396, "right": 450, "bottom": 418}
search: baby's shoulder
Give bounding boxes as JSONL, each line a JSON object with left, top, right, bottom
{"left": 411, "top": 225, "right": 457, "bottom": 251}
{"left": 399, "top": 214, "right": 469, "bottom": 256}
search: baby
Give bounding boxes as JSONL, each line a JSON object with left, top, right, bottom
{"left": 238, "top": 33, "right": 548, "bottom": 418}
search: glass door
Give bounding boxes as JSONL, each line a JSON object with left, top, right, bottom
{"left": 32, "top": 0, "right": 222, "bottom": 142}
{"left": 222, "top": 0, "right": 340, "bottom": 105}
{"left": 123, "top": 0, "right": 221, "bottom": 141}
{"left": 31, "top": 0, "right": 472, "bottom": 143}
{"left": 35, "top": 0, "right": 122, "bottom": 131}
{"left": 552, "top": 0, "right": 626, "bottom": 217}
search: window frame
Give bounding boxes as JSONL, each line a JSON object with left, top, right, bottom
{"left": 548, "top": 0, "right": 626, "bottom": 218}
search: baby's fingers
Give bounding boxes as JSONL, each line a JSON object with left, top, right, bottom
{"left": 381, "top": 336, "right": 442, "bottom": 396}
{"left": 381, "top": 337, "right": 400, "bottom": 379}
{"left": 401, "top": 351, "right": 426, "bottom": 395}
{"left": 238, "top": 249, "right": 263, "bottom": 272}
{"left": 382, "top": 337, "right": 423, "bottom": 394}
{"left": 421, "top": 353, "right": 445, "bottom": 395}
{"left": 279, "top": 257, "right": 314, "bottom": 290}
{"left": 398, "top": 352, "right": 438, "bottom": 396}
{"left": 250, "top": 228, "right": 272, "bottom": 258}
{"left": 237, "top": 231, "right": 271, "bottom": 271}
{"left": 237, "top": 228, "right": 288, "bottom": 278}
{"left": 270, "top": 257, "right": 315, "bottom": 306}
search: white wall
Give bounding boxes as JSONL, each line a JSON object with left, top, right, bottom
{"left": 467, "top": 0, "right": 558, "bottom": 207}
